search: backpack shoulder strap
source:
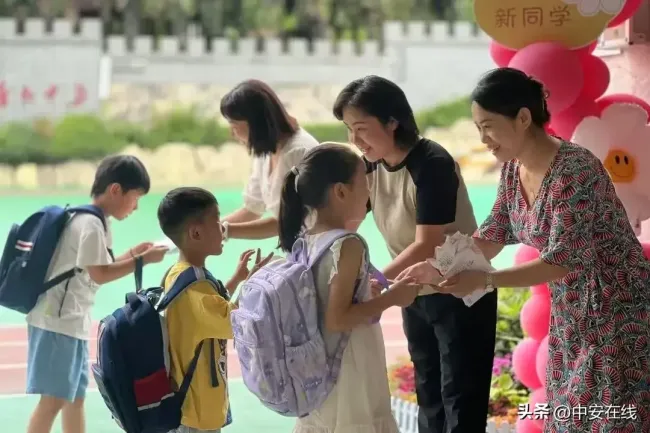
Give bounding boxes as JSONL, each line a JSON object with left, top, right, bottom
{"left": 160, "top": 266, "right": 223, "bottom": 390}
{"left": 203, "top": 269, "right": 229, "bottom": 301}
{"left": 305, "top": 229, "right": 370, "bottom": 269}
{"left": 156, "top": 267, "right": 201, "bottom": 312}
{"left": 67, "top": 205, "right": 114, "bottom": 261}
{"left": 67, "top": 205, "right": 108, "bottom": 231}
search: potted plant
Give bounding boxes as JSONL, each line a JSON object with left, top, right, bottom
{"left": 388, "top": 354, "right": 526, "bottom": 432}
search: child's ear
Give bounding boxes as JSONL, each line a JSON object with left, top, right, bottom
{"left": 108, "top": 183, "right": 122, "bottom": 196}
{"left": 333, "top": 182, "right": 347, "bottom": 200}
{"left": 188, "top": 226, "right": 201, "bottom": 241}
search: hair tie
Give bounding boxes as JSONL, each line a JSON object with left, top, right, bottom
{"left": 290, "top": 166, "right": 299, "bottom": 176}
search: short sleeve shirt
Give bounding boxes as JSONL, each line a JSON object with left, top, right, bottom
{"left": 366, "top": 138, "right": 478, "bottom": 259}
{"left": 27, "top": 213, "right": 113, "bottom": 340}
{"left": 243, "top": 128, "right": 319, "bottom": 218}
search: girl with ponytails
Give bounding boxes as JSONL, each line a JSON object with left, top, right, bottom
{"left": 278, "top": 143, "right": 420, "bottom": 433}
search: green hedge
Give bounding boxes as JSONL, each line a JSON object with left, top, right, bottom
{"left": 0, "top": 97, "right": 471, "bottom": 166}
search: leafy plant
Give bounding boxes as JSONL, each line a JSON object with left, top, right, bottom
{"left": 50, "top": 114, "right": 125, "bottom": 161}
{"left": 495, "top": 287, "right": 530, "bottom": 356}
{"left": 0, "top": 95, "right": 472, "bottom": 166}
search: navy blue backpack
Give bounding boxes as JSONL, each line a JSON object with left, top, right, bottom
{"left": 0, "top": 205, "right": 111, "bottom": 314}
{"left": 92, "top": 262, "right": 230, "bottom": 433}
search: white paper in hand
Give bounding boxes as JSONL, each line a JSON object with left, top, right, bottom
{"left": 427, "top": 232, "right": 495, "bottom": 307}
{"left": 155, "top": 237, "right": 178, "bottom": 254}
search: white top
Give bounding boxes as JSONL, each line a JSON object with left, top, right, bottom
{"left": 243, "top": 128, "right": 319, "bottom": 218}
{"left": 27, "top": 213, "right": 113, "bottom": 340}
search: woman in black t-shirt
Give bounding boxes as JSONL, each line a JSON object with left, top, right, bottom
{"left": 332, "top": 75, "right": 497, "bottom": 433}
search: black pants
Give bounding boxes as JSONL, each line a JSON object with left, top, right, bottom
{"left": 402, "top": 290, "right": 497, "bottom": 433}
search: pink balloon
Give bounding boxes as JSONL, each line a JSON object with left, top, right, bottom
{"left": 550, "top": 96, "right": 600, "bottom": 139}
{"left": 544, "top": 124, "right": 556, "bottom": 136}
{"left": 514, "top": 245, "right": 540, "bottom": 265}
{"left": 597, "top": 93, "right": 650, "bottom": 117}
{"left": 530, "top": 283, "right": 550, "bottom": 296}
{"left": 520, "top": 294, "right": 551, "bottom": 340}
{"left": 608, "top": 0, "right": 643, "bottom": 28}
{"left": 513, "top": 338, "right": 543, "bottom": 389}
{"left": 580, "top": 55, "right": 610, "bottom": 100}
{"left": 509, "top": 42, "right": 584, "bottom": 113}
{"left": 640, "top": 242, "right": 650, "bottom": 261}
{"left": 535, "top": 335, "right": 550, "bottom": 386}
{"left": 516, "top": 416, "right": 543, "bottom": 433}
{"left": 490, "top": 40, "right": 517, "bottom": 67}
{"left": 528, "top": 388, "right": 547, "bottom": 429}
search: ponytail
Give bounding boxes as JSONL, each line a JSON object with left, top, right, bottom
{"left": 278, "top": 170, "right": 308, "bottom": 252}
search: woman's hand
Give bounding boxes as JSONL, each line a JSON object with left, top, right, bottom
{"left": 396, "top": 261, "right": 442, "bottom": 285}
{"left": 437, "top": 270, "right": 488, "bottom": 298}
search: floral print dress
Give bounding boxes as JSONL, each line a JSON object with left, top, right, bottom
{"left": 475, "top": 142, "right": 650, "bottom": 433}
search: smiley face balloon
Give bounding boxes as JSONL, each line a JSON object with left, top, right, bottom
{"left": 572, "top": 102, "right": 650, "bottom": 235}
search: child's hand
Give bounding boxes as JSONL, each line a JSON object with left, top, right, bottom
{"left": 246, "top": 249, "right": 274, "bottom": 279}
{"left": 232, "top": 249, "right": 257, "bottom": 283}
{"left": 369, "top": 279, "right": 383, "bottom": 298}
{"left": 142, "top": 245, "right": 169, "bottom": 264}
{"left": 386, "top": 276, "right": 420, "bottom": 308}
{"left": 130, "top": 242, "right": 154, "bottom": 256}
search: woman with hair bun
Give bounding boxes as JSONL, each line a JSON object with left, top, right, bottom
{"left": 401, "top": 67, "right": 650, "bottom": 432}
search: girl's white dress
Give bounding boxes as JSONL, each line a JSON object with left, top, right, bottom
{"left": 293, "top": 233, "right": 399, "bottom": 433}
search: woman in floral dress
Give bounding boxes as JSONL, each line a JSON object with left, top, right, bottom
{"left": 399, "top": 68, "right": 650, "bottom": 432}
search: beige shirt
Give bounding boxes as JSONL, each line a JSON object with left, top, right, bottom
{"left": 366, "top": 138, "right": 478, "bottom": 296}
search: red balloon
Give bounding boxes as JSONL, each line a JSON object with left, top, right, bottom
{"left": 489, "top": 40, "right": 517, "bottom": 67}
{"left": 529, "top": 388, "right": 547, "bottom": 429}
{"left": 608, "top": 0, "right": 643, "bottom": 28}
{"left": 536, "top": 335, "right": 549, "bottom": 386}
{"left": 580, "top": 55, "right": 610, "bottom": 100}
{"left": 509, "top": 42, "right": 584, "bottom": 114}
{"left": 550, "top": 97, "right": 600, "bottom": 140}
{"left": 596, "top": 93, "right": 650, "bottom": 117}
{"left": 520, "top": 294, "right": 551, "bottom": 340}
{"left": 513, "top": 338, "right": 543, "bottom": 390}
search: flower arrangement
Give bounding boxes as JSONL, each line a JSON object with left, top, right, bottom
{"left": 388, "top": 353, "right": 529, "bottom": 426}
{"left": 488, "top": 354, "right": 529, "bottom": 426}
{"left": 387, "top": 357, "right": 417, "bottom": 403}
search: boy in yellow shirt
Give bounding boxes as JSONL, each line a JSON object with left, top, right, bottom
{"left": 157, "top": 187, "right": 273, "bottom": 433}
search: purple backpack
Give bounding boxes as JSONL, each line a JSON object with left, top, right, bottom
{"left": 231, "top": 229, "right": 383, "bottom": 417}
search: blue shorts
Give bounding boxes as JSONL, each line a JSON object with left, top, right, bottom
{"left": 26, "top": 326, "right": 89, "bottom": 402}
